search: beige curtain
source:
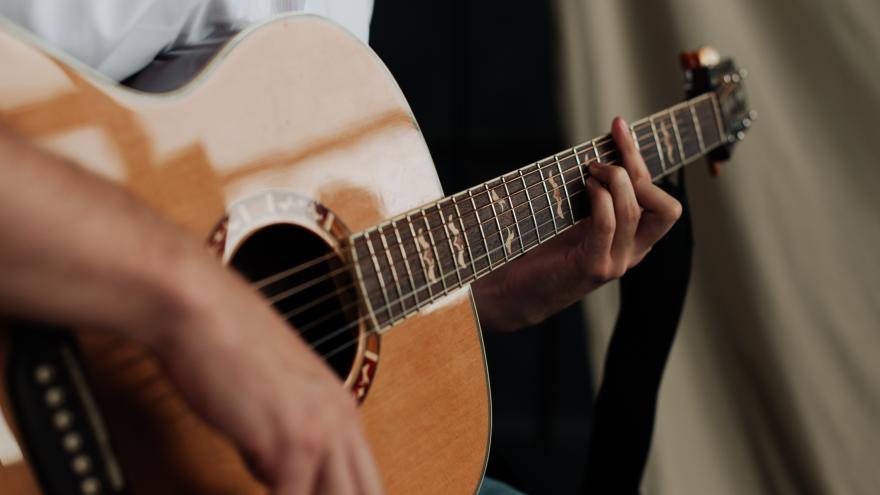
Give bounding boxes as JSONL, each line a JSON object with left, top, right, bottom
{"left": 554, "top": 0, "right": 880, "bottom": 493}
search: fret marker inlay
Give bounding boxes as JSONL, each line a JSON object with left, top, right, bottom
{"left": 447, "top": 214, "right": 467, "bottom": 268}
{"left": 416, "top": 227, "right": 437, "bottom": 283}
{"left": 489, "top": 189, "right": 516, "bottom": 255}
{"left": 659, "top": 119, "right": 675, "bottom": 164}
{"left": 548, "top": 173, "right": 565, "bottom": 220}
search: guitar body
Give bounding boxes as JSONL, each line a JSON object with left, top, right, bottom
{"left": 0, "top": 14, "right": 490, "bottom": 494}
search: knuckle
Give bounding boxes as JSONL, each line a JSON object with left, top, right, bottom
{"left": 608, "top": 166, "right": 628, "bottom": 183}
{"left": 295, "top": 424, "right": 326, "bottom": 458}
{"left": 621, "top": 204, "right": 641, "bottom": 226}
{"left": 588, "top": 258, "right": 614, "bottom": 283}
{"left": 668, "top": 200, "right": 683, "bottom": 221}
{"left": 593, "top": 216, "right": 615, "bottom": 237}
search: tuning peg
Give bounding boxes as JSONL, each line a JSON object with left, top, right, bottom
{"left": 738, "top": 68, "right": 749, "bottom": 79}
{"left": 749, "top": 110, "right": 758, "bottom": 120}
{"left": 736, "top": 131, "right": 746, "bottom": 141}
{"left": 742, "top": 117, "right": 752, "bottom": 128}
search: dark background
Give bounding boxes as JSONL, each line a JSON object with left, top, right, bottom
{"left": 371, "top": 2, "right": 595, "bottom": 493}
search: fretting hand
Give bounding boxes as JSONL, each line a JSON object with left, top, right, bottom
{"left": 473, "top": 117, "right": 682, "bottom": 332}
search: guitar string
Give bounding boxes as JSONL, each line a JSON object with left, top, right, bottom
{"left": 258, "top": 126, "right": 699, "bottom": 308}
{"left": 92, "top": 103, "right": 719, "bottom": 400}
{"left": 307, "top": 120, "right": 716, "bottom": 356}
{"left": 263, "top": 127, "right": 704, "bottom": 320}
{"left": 93, "top": 133, "right": 692, "bottom": 380}
{"left": 99, "top": 114, "right": 710, "bottom": 381}
{"left": 245, "top": 106, "right": 710, "bottom": 293}
{"left": 278, "top": 144, "right": 680, "bottom": 328}
{"left": 311, "top": 180, "right": 659, "bottom": 362}
{"left": 310, "top": 126, "right": 717, "bottom": 360}
{"left": 94, "top": 149, "right": 692, "bottom": 396}
{"left": 249, "top": 132, "right": 628, "bottom": 290}
{"left": 256, "top": 140, "right": 632, "bottom": 305}
{"left": 261, "top": 139, "right": 658, "bottom": 312}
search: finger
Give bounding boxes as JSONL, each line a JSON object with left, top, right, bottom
{"left": 276, "top": 436, "right": 323, "bottom": 495}
{"left": 588, "top": 164, "right": 640, "bottom": 262}
{"left": 315, "top": 436, "right": 357, "bottom": 495}
{"left": 611, "top": 117, "right": 651, "bottom": 183}
{"left": 584, "top": 176, "right": 614, "bottom": 259}
{"left": 632, "top": 183, "right": 682, "bottom": 253}
{"left": 347, "top": 427, "right": 385, "bottom": 495}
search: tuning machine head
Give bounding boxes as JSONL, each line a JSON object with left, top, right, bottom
{"left": 680, "top": 46, "right": 753, "bottom": 176}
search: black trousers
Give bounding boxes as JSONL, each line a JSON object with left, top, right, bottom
{"left": 584, "top": 175, "right": 693, "bottom": 494}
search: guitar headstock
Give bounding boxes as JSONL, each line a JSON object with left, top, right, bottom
{"left": 681, "top": 46, "right": 754, "bottom": 174}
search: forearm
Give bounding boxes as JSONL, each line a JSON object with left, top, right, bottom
{"left": 0, "top": 127, "right": 211, "bottom": 345}
{"left": 472, "top": 236, "right": 598, "bottom": 333}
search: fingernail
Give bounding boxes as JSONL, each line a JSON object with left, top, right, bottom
{"left": 586, "top": 177, "right": 597, "bottom": 187}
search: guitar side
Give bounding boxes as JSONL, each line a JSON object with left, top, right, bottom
{"left": 0, "top": 14, "right": 490, "bottom": 494}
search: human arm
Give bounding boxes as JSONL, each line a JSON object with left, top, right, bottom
{"left": 0, "top": 126, "right": 383, "bottom": 494}
{"left": 472, "top": 117, "right": 682, "bottom": 333}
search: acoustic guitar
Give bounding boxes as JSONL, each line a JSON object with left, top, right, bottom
{"left": 0, "top": 14, "right": 752, "bottom": 495}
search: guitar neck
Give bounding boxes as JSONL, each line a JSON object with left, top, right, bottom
{"left": 351, "top": 93, "right": 727, "bottom": 330}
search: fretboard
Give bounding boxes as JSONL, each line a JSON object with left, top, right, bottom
{"left": 351, "top": 92, "right": 726, "bottom": 330}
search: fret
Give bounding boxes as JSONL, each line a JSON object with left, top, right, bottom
{"left": 673, "top": 105, "right": 701, "bottom": 161}
{"left": 572, "top": 145, "right": 588, "bottom": 187}
{"left": 341, "top": 95, "right": 730, "bottom": 314}
{"left": 421, "top": 208, "right": 450, "bottom": 295}
{"left": 558, "top": 151, "right": 588, "bottom": 221}
{"left": 451, "top": 194, "right": 479, "bottom": 278}
{"left": 377, "top": 227, "right": 406, "bottom": 316}
{"left": 350, "top": 235, "right": 384, "bottom": 329}
{"left": 537, "top": 159, "right": 560, "bottom": 235}
{"left": 528, "top": 161, "right": 557, "bottom": 240}
{"left": 694, "top": 96, "right": 721, "bottom": 148}
{"left": 669, "top": 108, "right": 687, "bottom": 167}
{"left": 365, "top": 231, "right": 399, "bottom": 323}
{"left": 595, "top": 137, "right": 619, "bottom": 165}
{"left": 688, "top": 102, "right": 706, "bottom": 152}
{"left": 461, "top": 189, "right": 492, "bottom": 274}
{"left": 649, "top": 117, "right": 667, "bottom": 174}
{"left": 472, "top": 186, "right": 505, "bottom": 268}
{"left": 436, "top": 199, "right": 465, "bottom": 287}
{"left": 390, "top": 220, "right": 419, "bottom": 309}
{"left": 634, "top": 121, "right": 664, "bottom": 178}
{"left": 424, "top": 204, "right": 458, "bottom": 290}
{"left": 709, "top": 94, "right": 726, "bottom": 146}
{"left": 555, "top": 156, "right": 576, "bottom": 224}
{"left": 517, "top": 167, "right": 542, "bottom": 249}
{"left": 407, "top": 213, "right": 435, "bottom": 301}
{"left": 653, "top": 112, "right": 682, "bottom": 172}
{"left": 382, "top": 224, "right": 417, "bottom": 316}
{"left": 592, "top": 139, "right": 602, "bottom": 164}
{"left": 486, "top": 180, "right": 517, "bottom": 261}
{"left": 501, "top": 174, "right": 526, "bottom": 254}
{"left": 352, "top": 234, "right": 390, "bottom": 327}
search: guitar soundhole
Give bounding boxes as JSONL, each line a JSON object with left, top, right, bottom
{"left": 229, "top": 223, "right": 360, "bottom": 380}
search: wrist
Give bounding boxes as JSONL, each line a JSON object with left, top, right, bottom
{"left": 121, "top": 233, "right": 222, "bottom": 349}
{"left": 472, "top": 271, "right": 541, "bottom": 333}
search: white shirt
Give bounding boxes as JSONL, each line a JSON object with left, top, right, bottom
{"left": 0, "top": 0, "right": 373, "bottom": 81}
